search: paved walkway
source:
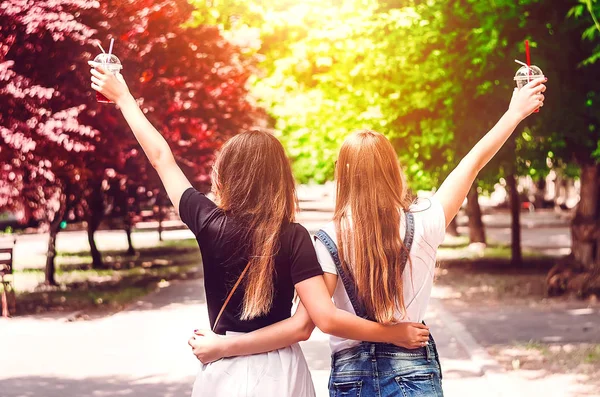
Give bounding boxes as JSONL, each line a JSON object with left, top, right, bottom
{"left": 1, "top": 186, "right": 593, "bottom": 396}
{"left": 1, "top": 278, "right": 597, "bottom": 397}
{"left": 441, "top": 300, "right": 600, "bottom": 345}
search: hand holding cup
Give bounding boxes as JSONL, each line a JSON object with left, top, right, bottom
{"left": 508, "top": 77, "right": 547, "bottom": 121}
{"left": 89, "top": 61, "right": 130, "bottom": 105}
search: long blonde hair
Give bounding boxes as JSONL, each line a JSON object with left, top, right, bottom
{"left": 334, "top": 129, "right": 413, "bottom": 323}
{"left": 212, "top": 129, "right": 297, "bottom": 320}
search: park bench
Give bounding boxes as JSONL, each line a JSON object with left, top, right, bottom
{"left": 0, "top": 238, "right": 16, "bottom": 317}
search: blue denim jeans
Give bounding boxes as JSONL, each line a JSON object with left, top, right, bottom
{"left": 328, "top": 335, "right": 443, "bottom": 397}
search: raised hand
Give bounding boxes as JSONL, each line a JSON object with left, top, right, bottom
{"left": 88, "top": 61, "right": 130, "bottom": 105}
{"left": 508, "top": 77, "right": 547, "bottom": 121}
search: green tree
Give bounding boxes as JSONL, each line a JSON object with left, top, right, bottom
{"left": 529, "top": 1, "right": 600, "bottom": 276}
{"left": 188, "top": 0, "right": 546, "bottom": 263}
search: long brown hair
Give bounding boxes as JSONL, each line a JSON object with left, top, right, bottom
{"left": 334, "top": 129, "right": 413, "bottom": 324}
{"left": 212, "top": 129, "right": 297, "bottom": 320}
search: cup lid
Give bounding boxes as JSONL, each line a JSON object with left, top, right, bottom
{"left": 514, "top": 65, "right": 543, "bottom": 80}
{"left": 93, "top": 53, "right": 122, "bottom": 66}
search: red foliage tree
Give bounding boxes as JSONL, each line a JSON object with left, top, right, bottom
{"left": 1, "top": 0, "right": 260, "bottom": 284}
{"left": 88, "top": 0, "right": 258, "bottom": 183}
{"left": 0, "top": 0, "right": 100, "bottom": 284}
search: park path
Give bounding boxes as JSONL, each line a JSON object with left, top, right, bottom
{"left": 1, "top": 277, "right": 596, "bottom": 397}
{"left": 1, "top": 185, "right": 596, "bottom": 396}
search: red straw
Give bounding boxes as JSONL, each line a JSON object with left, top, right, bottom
{"left": 525, "top": 39, "right": 540, "bottom": 113}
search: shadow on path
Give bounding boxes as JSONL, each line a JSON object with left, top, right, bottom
{"left": 122, "top": 278, "right": 207, "bottom": 313}
{"left": 1, "top": 375, "right": 194, "bottom": 397}
{"left": 444, "top": 304, "right": 600, "bottom": 345}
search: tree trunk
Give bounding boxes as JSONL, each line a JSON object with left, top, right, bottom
{"left": 88, "top": 222, "right": 103, "bottom": 269}
{"left": 45, "top": 185, "right": 70, "bottom": 285}
{"left": 88, "top": 182, "right": 104, "bottom": 269}
{"left": 553, "top": 173, "right": 566, "bottom": 208}
{"left": 447, "top": 217, "right": 459, "bottom": 237}
{"left": 466, "top": 184, "right": 486, "bottom": 244}
{"left": 45, "top": 220, "right": 60, "bottom": 286}
{"left": 125, "top": 215, "right": 136, "bottom": 256}
{"left": 571, "top": 163, "right": 600, "bottom": 270}
{"left": 157, "top": 194, "right": 164, "bottom": 242}
{"left": 534, "top": 177, "right": 546, "bottom": 209}
{"left": 506, "top": 173, "right": 522, "bottom": 266}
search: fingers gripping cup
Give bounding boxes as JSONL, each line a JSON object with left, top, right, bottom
{"left": 514, "top": 65, "right": 544, "bottom": 89}
{"left": 93, "top": 53, "right": 122, "bottom": 103}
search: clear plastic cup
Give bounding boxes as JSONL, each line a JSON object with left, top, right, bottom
{"left": 514, "top": 65, "right": 544, "bottom": 113}
{"left": 514, "top": 65, "right": 544, "bottom": 89}
{"left": 93, "top": 53, "right": 122, "bottom": 103}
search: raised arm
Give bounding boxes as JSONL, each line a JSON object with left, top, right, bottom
{"left": 435, "top": 78, "right": 547, "bottom": 227}
{"left": 89, "top": 63, "right": 191, "bottom": 210}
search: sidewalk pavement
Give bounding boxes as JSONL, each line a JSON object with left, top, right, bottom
{"left": 2, "top": 277, "right": 594, "bottom": 397}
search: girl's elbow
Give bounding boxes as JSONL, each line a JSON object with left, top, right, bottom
{"left": 314, "top": 316, "right": 334, "bottom": 335}
{"left": 298, "top": 323, "right": 315, "bottom": 341}
{"left": 150, "top": 149, "right": 175, "bottom": 170}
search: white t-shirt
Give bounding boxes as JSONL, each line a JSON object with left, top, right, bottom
{"left": 314, "top": 197, "right": 447, "bottom": 354}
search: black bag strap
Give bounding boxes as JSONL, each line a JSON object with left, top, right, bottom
{"left": 212, "top": 261, "right": 251, "bottom": 332}
{"left": 314, "top": 211, "right": 415, "bottom": 320}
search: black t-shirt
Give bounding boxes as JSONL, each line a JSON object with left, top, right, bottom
{"left": 179, "top": 187, "right": 323, "bottom": 335}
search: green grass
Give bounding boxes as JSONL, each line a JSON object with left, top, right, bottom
{"left": 13, "top": 238, "right": 202, "bottom": 315}
{"left": 517, "top": 341, "right": 600, "bottom": 365}
{"left": 56, "top": 238, "right": 198, "bottom": 259}
{"left": 16, "top": 285, "right": 154, "bottom": 311}
{"left": 15, "top": 262, "right": 199, "bottom": 287}
{"left": 523, "top": 340, "right": 550, "bottom": 355}
{"left": 155, "top": 238, "right": 199, "bottom": 249}
{"left": 87, "top": 286, "right": 151, "bottom": 306}
{"left": 585, "top": 345, "right": 600, "bottom": 363}
{"left": 25, "top": 238, "right": 203, "bottom": 273}
{"left": 439, "top": 235, "right": 470, "bottom": 248}
{"left": 438, "top": 244, "right": 547, "bottom": 261}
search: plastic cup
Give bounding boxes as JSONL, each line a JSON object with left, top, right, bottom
{"left": 93, "top": 53, "right": 122, "bottom": 103}
{"left": 514, "top": 65, "right": 544, "bottom": 89}
{"left": 514, "top": 65, "right": 544, "bottom": 112}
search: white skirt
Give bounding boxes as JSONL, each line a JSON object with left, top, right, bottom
{"left": 191, "top": 332, "right": 315, "bottom": 397}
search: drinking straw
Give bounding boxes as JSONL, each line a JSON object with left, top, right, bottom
{"left": 514, "top": 60, "right": 530, "bottom": 69}
{"left": 525, "top": 40, "right": 532, "bottom": 84}
{"left": 108, "top": 38, "right": 114, "bottom": 58}
{"left": 96, "top": 42, "right": 106, "bottom": 54}
{"left": 524, "top": 39, "right": 540, "bottom": 113}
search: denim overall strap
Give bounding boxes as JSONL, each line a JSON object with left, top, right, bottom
{"left": 315, "top": 229, "right": 369, "bottom": 319}
{"left": 401, "top": 211, "right": 415, "bottom": 263}
{"left": 314, "top": 211, "right": 415, "bottom": 321}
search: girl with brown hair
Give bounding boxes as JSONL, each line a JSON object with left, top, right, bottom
{"left": 187, "top": 77, "right": 547, "bottom": 397}
{"left": 89, "top": 64, "right": 429, "bottom": 397}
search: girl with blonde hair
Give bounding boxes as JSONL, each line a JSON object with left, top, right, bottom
{"left": 188, "top": 77, "right": 547, "bottom": 397}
